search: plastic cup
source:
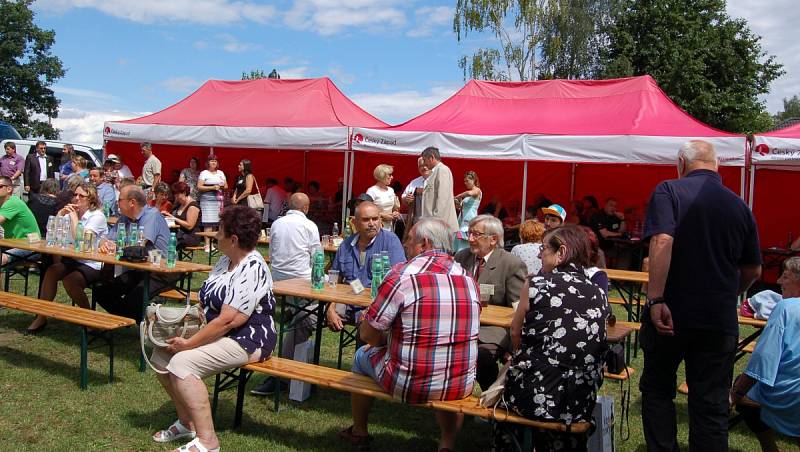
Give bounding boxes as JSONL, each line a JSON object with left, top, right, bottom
{"left": 328, "top": 270, "right": 339, "bottom": 288}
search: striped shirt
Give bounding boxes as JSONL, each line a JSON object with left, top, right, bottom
{"left": 365, "top": 250, "right": 481, "bottom": 404}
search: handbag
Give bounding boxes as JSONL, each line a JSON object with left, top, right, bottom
{"left": 246, "top": 176, "right": 264, "bottom": 210}
{"left": 120, "top": 245, "right": 148, "bottom": 262}
{"left": 140, "top": 297, "right": 207, "bottom": 374}
{"left": 604, "top": 343, "right": 626, "bottom": 375}
{"left": 479, "top": 361, "right": 511, "bottom": 408}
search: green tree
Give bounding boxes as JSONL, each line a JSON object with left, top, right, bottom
{"left": 774, "top": 95, "right": 800, "bottom": 126}
{"left": 0, "top": 0, "right": 65, "bottom": 138}
{"left": 600, "top": 0, "right": 783, "bottom": 134}
{"left": 242, "top": 69, "right": 280, "bottom": 80}
{"left": 453, "top": 0, "right": 606, "bottom": 81}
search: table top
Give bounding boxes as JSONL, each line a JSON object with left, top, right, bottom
{"left": 0, "top": 238, "right": 212, "bottom": 273}
{"left": 197, "top": 231, "right": 339, "bottom": 253}
{"left": 762, "top": 247, "right": 799, "bottom": 256}
{"left": 272, "top": 278, "right": 633, "bottom": 341}
{"left": 606, "top": 268, "right": 649, "bottom": 283}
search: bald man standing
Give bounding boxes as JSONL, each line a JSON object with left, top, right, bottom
{"left": 640, "top": 140, "right": 762, "bottom": 451}
{"left": 252, "top": 192, "right": 323, "bottom": 396}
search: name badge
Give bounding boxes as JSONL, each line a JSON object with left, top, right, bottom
{"left": 479, "top": 283, "right": 495, "bottom": 296}
{"left": 350, "top": 279, "right": 365, "bottom": 295}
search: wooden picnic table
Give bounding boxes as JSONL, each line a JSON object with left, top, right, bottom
{"left": 0, "top": 238, "right": 212, "bottom": 371}
{"left": 196, "top": 231, "right": 339, "bottom": 265}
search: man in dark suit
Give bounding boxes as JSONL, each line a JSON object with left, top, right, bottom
{"left": 454, "top": 214, "right": 527, "bottom": 389}
{"left": 24, "top": 141, "right": 56, "bottom": 194}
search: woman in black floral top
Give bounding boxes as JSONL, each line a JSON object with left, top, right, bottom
{"left": 504, "top": 224, "right": 609, "bottom": 451}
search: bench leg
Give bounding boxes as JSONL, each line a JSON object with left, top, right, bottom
{"left": 522, "top": 426, "right": 533, "bottom": 452}
{"left": 234, "top": 369, "right": 251, "bottom": 428}
{"left": 139, "top": 274, "right": 151, "bottom": 373}
{"left": 108, "top": 331, "right": 115, "bottom": 384}
{"left": 212, "top": 373, "right": 222, "bottom": 424}
{"left": 80, "top": 327, "right": 89, "bottom": 390}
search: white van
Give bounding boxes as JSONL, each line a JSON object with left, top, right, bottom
{"left": 0, "top": 139, "right": 103, "bottom": 170}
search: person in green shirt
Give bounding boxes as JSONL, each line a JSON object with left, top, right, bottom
{"left": 0, "top": 175, "right": 40, "bottom": 264}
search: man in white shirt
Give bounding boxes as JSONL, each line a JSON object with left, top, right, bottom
{"left": 261, "top": 177, "right": 288, "bottom": 228}
{"left": 107, "top": 154, "right": 133, "bottom": 179}
{"left": 420, "top": 146, "right": 459, "bottom": 234}
{"left": 252, "top": 192, "right": 322, "bottom": 396}
{"left": 401, "top": 157, "right": 431, "bottom": 239}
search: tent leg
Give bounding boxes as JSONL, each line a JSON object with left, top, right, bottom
{"left": 520, "top": 162, "right": 528, "bottom": 224}
{"left": 570, "top": 163, "right": 576, "bottom": 203}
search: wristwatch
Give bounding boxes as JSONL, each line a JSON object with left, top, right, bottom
{"left": 646, "top": 296, "right": 666, "bottom": 308}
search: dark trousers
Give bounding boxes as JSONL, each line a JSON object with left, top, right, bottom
{"left": 477, "top": 342, "right": 503, "bottom": 390}
{"left": 639, "top": 312, "right": 737, "bottom": 452}
{"left": 94, "top": 270, "right": 181, "bottom": 321}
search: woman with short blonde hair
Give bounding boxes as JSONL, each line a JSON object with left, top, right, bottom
{"left": 511, "top": 219, "right": 545, "bottom": 276}
{"left": 366, "top": 164, "right": 399, "bottom": 231}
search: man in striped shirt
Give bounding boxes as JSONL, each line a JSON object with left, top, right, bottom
{"left": 340, "top": 217, "right": 481, "bottom": 451}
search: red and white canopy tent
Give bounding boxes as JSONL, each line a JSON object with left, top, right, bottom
{"left": 102, "top": 77, "right": 387, "bottom": 222}
{"left": 350, "top": 75, "right": 746, "bottom": 224}
{"left": 751, "top": 123, "right": 800, "bottom": 248}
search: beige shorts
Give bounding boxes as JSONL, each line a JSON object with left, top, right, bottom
{"left": 151, "top": 337, "right": 262, "bottom": 380}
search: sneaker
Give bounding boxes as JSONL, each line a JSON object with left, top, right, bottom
{"left": 250, "top": 377, "right": 288, "bottom": 396}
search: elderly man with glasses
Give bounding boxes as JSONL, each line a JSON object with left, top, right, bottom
{"left": 454, "top": 214, "right": 527, "bottom": 390}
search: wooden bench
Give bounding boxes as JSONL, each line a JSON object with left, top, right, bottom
{"left": 159, "top": 289, "right": 200, "bottom": 304}
{"left": 0, "top": 291, "right": 135, "bottom": 389}
{"left": 212, "top": 357, "right": 591, "bottom": 450}
{"left": 179, "top": 246, "right": 205, "bottom": 261}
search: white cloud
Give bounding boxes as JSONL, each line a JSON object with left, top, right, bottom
{"left": 53, "top": 86, "right": 120, "bottom": 102}
{"left": 329, "top": 64, "right": 356, "bottom": 85}
{"left": 196, "top": 34, "right": 259, "bottom": 53}
{"left": 726, "top": 0, "right": 800, "bottom": 114}
{"left": 407, "top": 6, "right": 453, "bottom": 38}
{"left": 284, "top": 0, "right": 406, "bottom": 36}
{"left": 351, "top": 85, "right": 459, "bottom": 125}
{"left": 35, "top": 0, "right": 276, "bottom": 25}
{"left": 52, "top": 106, "right": 146, "bottom": 146}
{"left": 280, "top": 66, "right": 312, "bottom": 79}
{"left": 160, "top": 76, "right": 203, "bottom": 93}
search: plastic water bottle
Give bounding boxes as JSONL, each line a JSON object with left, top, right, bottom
{"left": 116, "top": 227, "right": 126, "bottom": 260}
{"left": 62, "top": 216, "right": 72, "bottom": 248}
{"left": 332, "top": 222, "right": 339, "bottom": 238}
{"left": 74, "top": 221, "right": 84, "bottom": 252}
{"left": 45, "top": 216, "right": 56, "bottom": 247}
{"left": 311, "top": 251, "right": 325, "bottom": 290}
{"left": 344, "top": 223, "right": 352, "bottom": 238}
{"left": 167, "top": 232, "right": 177, "bottom": 268}
{"left": 129, "top": 224, "right": 139, "bottom": 247}
{"left": 382, "top": 253, "right": 391, "bottom": 275}
{"left": 370, "top": 254, "right": 383, "bottom": 299}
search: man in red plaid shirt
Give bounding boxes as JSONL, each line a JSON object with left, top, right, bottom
{"left": 339, "top": 217, "right": 481, "bottom": 451}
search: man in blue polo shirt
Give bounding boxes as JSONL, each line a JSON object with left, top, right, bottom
{"left": 326, "top": 201, "right": 405, "bottom": 330}
{"left": 96, "top": 185, "right": 172, "bottom": 320}
{"left": 640, "top": 140, "right": 762, "bottom": 451}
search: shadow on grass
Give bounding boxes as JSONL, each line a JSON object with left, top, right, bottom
{"left": 0, "top": 345, "right": 116, "bottom": 389}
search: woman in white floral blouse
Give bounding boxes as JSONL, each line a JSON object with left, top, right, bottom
{"left": 504, "top": 224, "right": 610, "bottom": 451}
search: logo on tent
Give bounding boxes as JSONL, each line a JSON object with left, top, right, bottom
{"left": 103, "top": 126, "right": 131, "bottom": 137}
{"left": 754, "top": 144, "right": 770, "bottom": 156}
{"left": 354, "top": 133, "right": 364, "bottom": 144}
{"left": 103, "top": 126, "right": 111, "bottom": 135}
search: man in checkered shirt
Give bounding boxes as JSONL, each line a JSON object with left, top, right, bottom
{"left": 339, "top": 217, "right": 481, "bottom": 451}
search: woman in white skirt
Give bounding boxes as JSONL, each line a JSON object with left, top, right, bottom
{"left": 197, "top": 155, "right": 227, "bottom": 252}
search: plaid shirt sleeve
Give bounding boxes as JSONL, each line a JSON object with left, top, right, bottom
{"left": 364, "top": 268, "right": 407, "bottom": 332}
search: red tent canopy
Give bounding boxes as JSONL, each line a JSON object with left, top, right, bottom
{"left": 352, "top": 75, "right": 745, "bottom": 165}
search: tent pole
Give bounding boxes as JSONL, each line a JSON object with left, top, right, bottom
{"left": 347, "top": 151, "right": 355, "bottom": 210}
{"left": 748, "top": 166, "right": 755, "bottom": 209}
{"left": 520, "top": 161, "right": 528, "bottom": 224}
{"left": 570, "top": 163, "right": 576, "bottom": 203}
{"left": 340, "top": 151, "right": 350, "bottom": 228}
{"left": 303, "top": 151, "right": 308, "bottom": 189}
{"left": 740, "top": 167, "right": 745, "bottom": 200}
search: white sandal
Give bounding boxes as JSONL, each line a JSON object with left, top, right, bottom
{"left": 175, "top": 437, "right": 220, "bottom": 452}
{"left": 152, "top": 419, "right": 196, "bottom": 443}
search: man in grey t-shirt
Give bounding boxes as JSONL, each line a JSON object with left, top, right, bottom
{"left": 139, "top": 142, "right": 162, "bottom": 192}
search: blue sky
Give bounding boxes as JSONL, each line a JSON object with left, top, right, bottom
{"left": 32, "top": 0, "right": 800, "bottom": 145}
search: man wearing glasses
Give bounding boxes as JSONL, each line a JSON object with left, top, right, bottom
{"left": 0, "top": 176, "right": 40, "bottom": 264}
{"left": 96, "top": 185, "right": 172, "bottom": 320}
{"left": 454, "top": 214, "right": 526, "bottom": 390}
{"left": 1, "top": 142, "right": 25, "bottom": 198}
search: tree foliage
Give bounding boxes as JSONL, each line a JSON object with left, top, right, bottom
{"left": 600, "top": 0, "right": 783, "bottom": 134}
{"left": 774, "top": 95, "right": 800, "bottom": 127}
{"left": 242, "top": 69, "right": 280, "bottom": 80}
{"left": 0, "top": 0, "right": 65, "bottom": 139}
{"left": 453, "top": 0, "right": 606, "bottom": 81}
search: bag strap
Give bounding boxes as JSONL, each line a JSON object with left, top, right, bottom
{"left": 251, "top": 174, "right": 261, "bottom": 195}
{"left": 140, "top": 321, "right": 170, "bottom": 374}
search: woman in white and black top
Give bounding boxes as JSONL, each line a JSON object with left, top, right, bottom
{"left": 196, "top": 155, "right": 227, "bottom": 252}
{"left": 24, "top": 182, "right": 108, "bottom": 334}
{"left": 231, "top": 159, "right": 257, "bottom": 207}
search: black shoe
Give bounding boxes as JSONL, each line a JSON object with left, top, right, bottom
{"left": 250, "top": 377, "right": 288, "bottom": 396}
{"left": 23, "top": 321, "right": 47, "bottom": 336}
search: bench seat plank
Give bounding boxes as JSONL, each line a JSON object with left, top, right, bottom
{"left": 0, "top": 292, "right": 135, "bottom": 329}
{"left": 243, "top": 357, "right": 591, "bottom": 433}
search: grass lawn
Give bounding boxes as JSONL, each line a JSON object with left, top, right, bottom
{"left": 0, "top": 252, "right": 794, "bottom": 451}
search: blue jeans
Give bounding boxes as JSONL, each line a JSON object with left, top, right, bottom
{"left": 351, "top": 345, "right": 381, "bottom": 382}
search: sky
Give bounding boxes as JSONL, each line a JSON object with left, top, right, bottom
{"left": 29, "top": 0, "right": 800, "bottom": 146}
